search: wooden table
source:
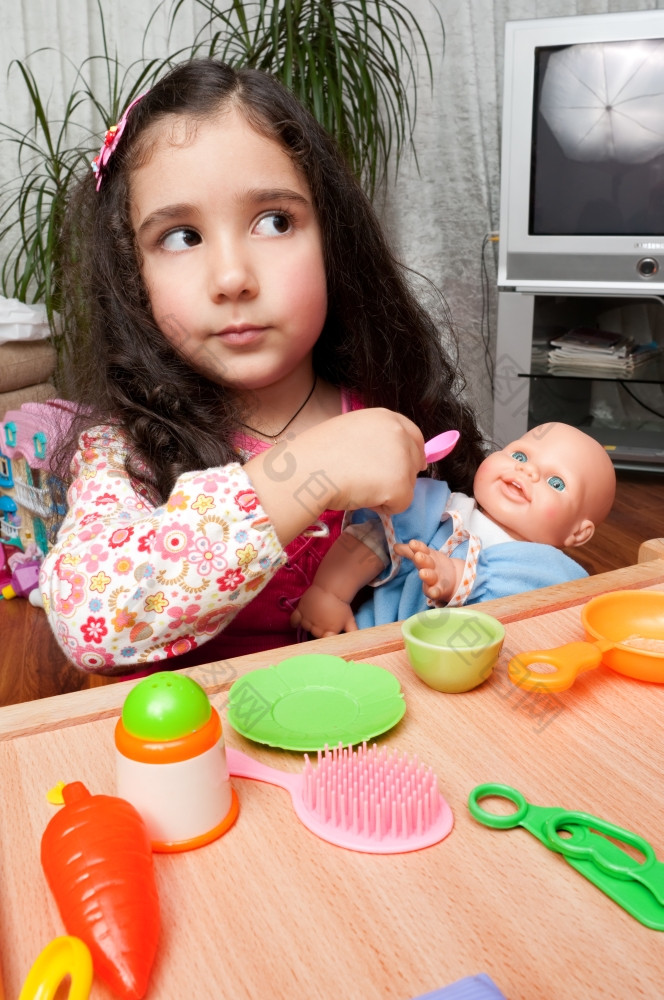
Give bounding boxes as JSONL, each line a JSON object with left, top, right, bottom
{"left": 1, "top": 561, "right": 663, "bottom": 999}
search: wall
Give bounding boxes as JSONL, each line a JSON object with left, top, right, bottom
{"left": 1, "top": 0, "right": 663, "bottom": 436}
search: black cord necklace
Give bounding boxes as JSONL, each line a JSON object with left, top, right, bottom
{"left": 238, "top": 374, "right": 318, "bottom": 442}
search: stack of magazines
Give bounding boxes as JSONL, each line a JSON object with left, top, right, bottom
{"left": 547, "top": 327, "right": 661, "bottom": 374}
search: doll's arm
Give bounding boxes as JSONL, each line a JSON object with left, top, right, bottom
{"left": 291, "top": 529, "right": 385, "bottom": 638}
{"left": 394, "top": 539, "right": 465, "bottom": 604}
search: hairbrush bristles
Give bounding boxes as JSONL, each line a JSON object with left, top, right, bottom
{"left": 225, "top": 742, "right": 454, "bottom": 854}
{"left": 303, "top": 743, "right": 443, "bottom": 840}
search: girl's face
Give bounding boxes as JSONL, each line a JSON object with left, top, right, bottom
{"left": 130, "top": 107, "right": 328, "bottom": 398}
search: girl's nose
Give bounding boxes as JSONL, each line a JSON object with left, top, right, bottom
{"left": 208, "top": 241, "right": 258, "bottom": 301}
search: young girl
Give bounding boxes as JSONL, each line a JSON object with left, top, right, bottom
{"left": 43, "top": 58, "right": 486, "bottom": 673}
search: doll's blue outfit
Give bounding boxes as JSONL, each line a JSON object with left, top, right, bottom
{"left": 348, "top": 478, "right": 587, "bottom": 629}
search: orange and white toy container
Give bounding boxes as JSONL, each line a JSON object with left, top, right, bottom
{"left": 115, "top": 672, "right": 239, "bottom": 852}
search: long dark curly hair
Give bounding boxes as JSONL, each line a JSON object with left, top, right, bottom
{"left": 56, "top": 58, "right": 485, "bottom": 501}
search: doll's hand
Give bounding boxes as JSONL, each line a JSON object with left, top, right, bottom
{"left": 394, "top": 539, "right": 458, "bottom": 603}
{"left": 290, "top": 583, "right": 358, "bottom": 639}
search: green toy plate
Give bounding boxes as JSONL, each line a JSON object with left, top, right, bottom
{"left": 226, "top": 653, "right": 406, "bottom": 751}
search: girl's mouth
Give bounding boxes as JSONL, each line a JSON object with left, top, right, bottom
{"left": 216, "top": 325, "right": 266, "bottom": 345}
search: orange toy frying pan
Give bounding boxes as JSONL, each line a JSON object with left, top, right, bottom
{"left": 508, "top": 590, "right": 664, "bottom": 692}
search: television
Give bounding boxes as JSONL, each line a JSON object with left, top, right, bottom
{"left": 497, "top": 10, "right": 664, "bottom": 294}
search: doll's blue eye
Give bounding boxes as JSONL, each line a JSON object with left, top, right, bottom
{"left": 547, "top": 476, "right": 566, "bottom": 492}
{"left": 511, "top": 451, "right": 527, "bottom": 462}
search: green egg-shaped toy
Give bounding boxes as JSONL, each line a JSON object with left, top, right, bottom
{"left": 122, "top": 671, "right": 211, "bottom": 741}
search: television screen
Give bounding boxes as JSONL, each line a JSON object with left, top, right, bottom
{"left": 531, "top": 39, "right": 664, "bottom": 237}
{"left": 497, "top": 11, "right": 664, "bottom": 294}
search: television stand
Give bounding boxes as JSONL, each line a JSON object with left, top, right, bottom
{"left": 493, "top": 289, "right": 664, "bottom": 471}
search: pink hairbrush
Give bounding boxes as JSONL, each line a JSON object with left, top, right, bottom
{"left": 225, "top": 743, "right": 453, "bottom": 854}
{"left": 425, "top": 431, "right": 459, "bottom": 463}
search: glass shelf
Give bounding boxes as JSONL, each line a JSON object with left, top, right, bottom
{"left": 519, "top": 354, "right": 664, "bottom": 384}
{"left": 494, "top": 288, "right": 664, "bottom": 471}
{"left": 569, "top": 422, "right": 664, "bottom": 473}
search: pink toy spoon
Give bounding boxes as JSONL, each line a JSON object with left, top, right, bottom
{"left": 424, "top": 430, "right": 459, "bottom": 463}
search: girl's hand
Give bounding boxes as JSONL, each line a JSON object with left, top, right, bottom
{"left": 321, "top": 408, "right": 427, "bottom": 514}
{"left": 245, "top": 408, "right": 426, "bottom": 546}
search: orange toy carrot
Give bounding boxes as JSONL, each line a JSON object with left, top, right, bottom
{"left": 41, "top": 781, "right": 160, "bottom": 999}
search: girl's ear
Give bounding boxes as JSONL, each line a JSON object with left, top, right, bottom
{"left": 563, "top": 519, "right": 595, "bottom": 548}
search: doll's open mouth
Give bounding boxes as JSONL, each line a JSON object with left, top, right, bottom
{"left": 501, "top": 478, "right": 530, "bottom": 501}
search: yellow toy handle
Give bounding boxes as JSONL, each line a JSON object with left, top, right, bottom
{"left": 508, "top": 641, "right": 604, "bottom": 692}
{"left": 18, "top": 936, "right": 93, "bottom": 1000}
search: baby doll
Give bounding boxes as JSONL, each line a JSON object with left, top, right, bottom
{"left": 290, "top": 422, "right": 617, "bottom": 636}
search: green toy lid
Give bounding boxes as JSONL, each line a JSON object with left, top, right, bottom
{"left": 122, "top": 671, "right": 212, "bottom": 741}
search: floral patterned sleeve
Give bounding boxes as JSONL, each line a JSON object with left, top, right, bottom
{"left": 40, "top": 425, "right": 286, "bottom": 673}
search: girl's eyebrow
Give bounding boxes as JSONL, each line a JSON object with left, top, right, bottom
{"left": 245, "top": 187, "right": 310, "bottom": 206}
{"left": 136, "top": 189, "right": 311, "bottom": 237}
{"left": 136, "top": 203, "right": 198, "bottom": 237}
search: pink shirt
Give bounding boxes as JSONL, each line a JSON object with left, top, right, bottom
{"left": 214, "top": 389, "right": 360, "bottom": 661}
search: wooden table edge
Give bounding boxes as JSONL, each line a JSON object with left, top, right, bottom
{"left": 3, "top": 558, "right": 664, "bottom": 742}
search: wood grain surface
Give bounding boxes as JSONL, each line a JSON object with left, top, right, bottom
{"left": 0, "top": 566, "right": 663, "bottom": 1000}
{"left": 2, "top": 558, "right": 664, "bottom": 742}
{"left": 639, "top": 537, "right": 664, "bottom": 563}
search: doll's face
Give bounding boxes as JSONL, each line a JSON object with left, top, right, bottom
{"left": 473, "top": 423, "right": 614, "bottom": 548}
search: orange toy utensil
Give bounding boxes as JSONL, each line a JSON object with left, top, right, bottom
{"left": 41, "top": 781, "right": 160, "bottom": 1000}
{"left": 508, "top": 590, "right": 664, "bottom": 692}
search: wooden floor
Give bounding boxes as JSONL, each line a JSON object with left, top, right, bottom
{"left": 561, "top": 468, "right": 664, "bottom": 575}
{"left": 1, "top": 468, "right": 663, "bottom": 708}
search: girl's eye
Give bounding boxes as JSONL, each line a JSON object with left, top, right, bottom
{"left": 547, "top": 475, "right": 566, "bottom": 492}
{"left": 161, "top": 228, "right": 201, "bottom": 251}
{"left": 511, "top": 450, "right": 527, "bottom": 462}
{"left": 254, "top": 212, "right": 293, "bottom": 237}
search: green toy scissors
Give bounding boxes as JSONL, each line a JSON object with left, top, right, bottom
{"left": 468, "top": 783, "right": 664, "bottom": 930}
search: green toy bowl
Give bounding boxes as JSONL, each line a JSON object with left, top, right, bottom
{"left": 401, "top": 607, "right": 505, "bottom": 693}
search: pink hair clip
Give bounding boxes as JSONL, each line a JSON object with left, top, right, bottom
{"left": 91, "top": 92, "right": 146, "bottom": 191}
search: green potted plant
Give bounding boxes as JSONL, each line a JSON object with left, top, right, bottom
{"left": 0, "top": 0, "right": 441, "bottom": 350}
{"left": 172, "top": 0, "right": 439, "bottom": 194}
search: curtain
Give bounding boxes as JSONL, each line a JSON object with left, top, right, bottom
{"left": 1, "top": 0, "right": 663, "bottom": 436}
{"left": 383, "top": 0, "right": 664, "bottom": 436}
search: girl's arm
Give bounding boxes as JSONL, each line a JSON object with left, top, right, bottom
{"left": 42, "top": 410, "right": 424, "bottom": 672}
{"left": 41, "top": 426, "right": 287, "bottom": 673}
{"left": 245, "top": 408, "right": 426, "bottom": 543}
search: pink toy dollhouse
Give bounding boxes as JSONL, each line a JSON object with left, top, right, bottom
{"left": 0, "top": 399, "right": 76, "bottom": 559}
